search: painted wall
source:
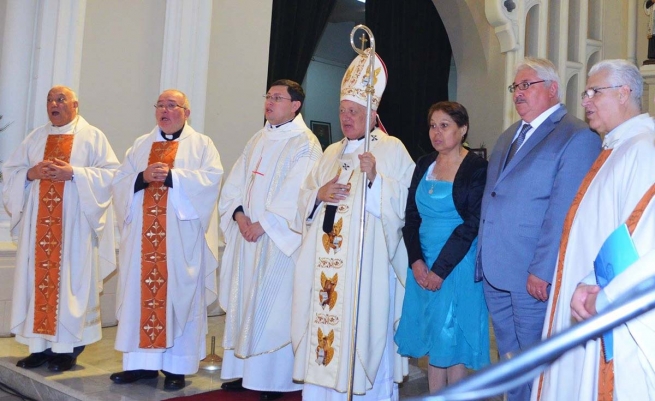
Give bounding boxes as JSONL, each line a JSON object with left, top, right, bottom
{"left": 303, "top": 21, "right": 359, "bottom": 145}
{"left": 434, "top": 0, "right": 506, "bottom": 152}
{"left": 304, "top": 60, "right": 346, "bottom": 144}
{"left": 0, "top": 0, "right": 5, "bottom": 64}
{"left": 78, "top": 0, "right": 272, "bottom": 175}
{"left": 205, "top": 1, "right": 273, "bottom": 173}
{"left": 79, "top": 0, "right": 165, "bottom": 159}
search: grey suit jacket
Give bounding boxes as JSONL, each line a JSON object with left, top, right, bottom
{"left": 476, "top": 105, "right": 601, "bottom": 292}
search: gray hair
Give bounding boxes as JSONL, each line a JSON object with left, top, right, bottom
{"left": 588, "top": 59, "right": 642, "bottom": 107}
{"left": 515, "top": 57, "right": 562, "bottom": 101}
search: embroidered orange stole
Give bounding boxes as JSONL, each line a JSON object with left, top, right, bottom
{"left": 139, "top": 141, "right": 178, "bottom": 348}
{"left": 536, "top": 149, "right": 612, "bottom": 400}
{"left": 33, "top": 134, "right": 75, "bottom": 335}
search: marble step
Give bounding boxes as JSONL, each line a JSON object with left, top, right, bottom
{"left": 0, "top": 359, "right": 96, "bottom": 401}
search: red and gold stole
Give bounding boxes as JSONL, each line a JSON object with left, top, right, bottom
{"left": 139, "top": 141, "right": 178, "bottom": 349}
{"left": 33, "top": 134, "right": 75, "bottom": 335}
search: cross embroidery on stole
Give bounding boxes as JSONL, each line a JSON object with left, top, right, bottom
{"left": 139, "top": 141, "right": 178, "bottom": 348}
{"left": 33, "top": 134, "right": 75, "bottom": 335}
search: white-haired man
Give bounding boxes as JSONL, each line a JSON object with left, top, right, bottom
{"left": 291, "top": 50, "right": 414, "bottom": 401}
{"left": 477, "top": 57, "right": 601, "bottom": 401}
{"left": 535, "top": 59, "right": 655, "bottom": 400}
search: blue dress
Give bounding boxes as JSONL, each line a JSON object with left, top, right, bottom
{"left": 394, "top": 173, "right": 490, "bottom": 369}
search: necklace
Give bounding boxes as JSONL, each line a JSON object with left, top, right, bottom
{"left": 430, "top": 147, "right": 465, "bottom": 191}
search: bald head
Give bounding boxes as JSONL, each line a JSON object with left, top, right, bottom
{"left": 47, "top": 86, "right": 78, "bottom": 127}
{"left": 155, "top": 89, "right": 191, "bottom": 134}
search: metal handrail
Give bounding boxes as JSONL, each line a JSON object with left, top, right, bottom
{"left": 407, "top": 275, "right": 655, "bottom": 400}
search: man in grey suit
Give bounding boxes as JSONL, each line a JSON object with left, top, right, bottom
{"left": 477, "top": 58, "right": 601, "bottom": 401}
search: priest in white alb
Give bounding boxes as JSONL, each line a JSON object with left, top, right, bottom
{"left": 218, "top": 79, "right": 322, "bottom": 401}
{"left": 2, "top": 85, "right": 119, "bottom": 372}
{"left": 110, "top": 89, "right": 223, "bottom": 391}
{"left": 291, "top": 50, "right": 413, "bottom": 401}
{"left": 569, "top": 181, "right": 655, "bottom": 400}
{"left": 534, "top": 60, "right": 655, "bottom": 401}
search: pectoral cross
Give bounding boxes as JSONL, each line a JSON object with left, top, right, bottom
{"left": 359, "top": 33, "right": 368, "bottom": 51}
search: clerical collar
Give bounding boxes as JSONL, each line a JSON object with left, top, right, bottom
{"left": 348, "top": 127, "right": 376, "bottom": 142}
{"left": 161, "top": 126, "right": 183, "bottom": 141}
{"left": 273, "top": 118, "right": 294, "bottom": 129}
{"left": 348, "top": 134, "right": 367, "bottom": 142}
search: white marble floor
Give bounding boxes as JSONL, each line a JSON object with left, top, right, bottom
{"left": 0, "top": 315, "right": 502, "bottom": 401}
{"left": 0, "top": 316, "right": 228, "bottom": 401}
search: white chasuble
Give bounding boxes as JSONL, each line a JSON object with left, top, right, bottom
{"left": 2, "top": 116, "right": 119, "bottom": 353}
{"left": 219, "top": 114, "right": 322, "bottom": 361}
{"left": 113, "top": 124, "right": 223, "bottom": 365}
{"left": 292, "top": 129, "right": 414, "bottom": 395}
{"left": 535, "top": 114, "right": 655, "bottom": 401}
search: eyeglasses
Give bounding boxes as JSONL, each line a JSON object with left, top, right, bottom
{"left": 508, "top": 80, "right": 546, "bottom": 93}
{"left": 154, "top": 103, "right": 186, "bottom": 111}
{"left": 580, "top": 85, "right": 625, "bottom": 100}
{"left": 263, "top": 94, "right": 292, "bottom": 103}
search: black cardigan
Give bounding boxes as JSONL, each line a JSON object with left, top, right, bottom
{"left": 402, "top": 150, "right": 488, "bottom": 280}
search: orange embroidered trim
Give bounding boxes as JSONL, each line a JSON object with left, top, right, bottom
{"left": 139, "top": 141, "right": 178, "bottom": 349}
{"left": 536, "top": 149, "right": 612, "bottom": 400}
{"left": 595, "top": 183, "right": 655, "bottom": 400}
{"left": 598, "top": 349, "right": 614, "bottom": 401}
{"left": 626, "top": 184, "right": 655, "bottom": 235}
{"left": 33, "top": 134, "right": 75, "bottom": 335}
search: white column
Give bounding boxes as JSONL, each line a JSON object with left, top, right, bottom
{"left": 0, "top": 0, "right": 39, "bottom": 243}
{"left": 28, "top": 0, "right": 87, "bottom": 129}
{"left": 0, "top": 0, "right": 87, "bottom": 159}
{"left": 0, "top": 0, "right": 38, "bottom": 165}
{"left": 0, "top": 0, "right": 87, "bottom": 242}
{"left": 628, "top": 0, "right": 638, "bottom": 66}
{"left": 641, "top": 65, "right": 655, "bottom": 115}
{"left": 160, "top": 0, "right": 213, "bottom": 132}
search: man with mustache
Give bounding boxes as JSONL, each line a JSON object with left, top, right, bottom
{"left": 476, "top": 58, "right": 601, "bottom": 401}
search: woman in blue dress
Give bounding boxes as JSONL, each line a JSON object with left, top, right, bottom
{"left": 395, "top": 101, "right": 490, "bottom": 393}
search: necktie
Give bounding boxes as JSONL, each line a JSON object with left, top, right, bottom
{"left": 505, "top": 123, "right": 531, "bottom": 168}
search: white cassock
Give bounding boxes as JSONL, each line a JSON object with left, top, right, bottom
{"left": 112, "top": 124, "right": 223, "bottom": 374}
{"left": 597, "top": 190, "right": 655, "bottom": 399}
{"left": 219, "top": 114, "right": 322, "bottom": 392}
{"left": 291, "top": 129, "right": 413, "bottom": 401}
{"left": 2, "top": 116, "right": 119, "bottom": 353}
{"left": 534, "top": 113, "right": 655, "bottom": 401}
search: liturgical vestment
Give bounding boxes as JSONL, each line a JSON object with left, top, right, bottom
{"left": 292, "top": 129, "right": 413, "bottom": 400}
{"left": 535, "top": 114, "right": 655, "bottom": 401}
{"left": 112, "top": 124, "right": 223, "bottom": 374}
{"left": 219, "top": 113, "right": 322, "bottom": 391}
{"left": 2, "top": 116, "right": 119, "bottom": 353}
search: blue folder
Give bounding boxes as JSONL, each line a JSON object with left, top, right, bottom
{"left": 593, "top": 223, "right": 639, "bottom": 361}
